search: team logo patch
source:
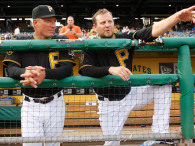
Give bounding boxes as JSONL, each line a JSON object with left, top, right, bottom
{"left": 79, "top": 54, "right": 84, "bottom": 63}
{"left": 7, "top": 51, "right": 14, "bottom": 55}
{"left": 48, "top": 6, "right": 53, "bottom": 12}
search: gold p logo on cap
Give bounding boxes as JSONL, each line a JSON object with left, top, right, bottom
{"left": 48, "top": 6, "right": 53, "bottom": 12}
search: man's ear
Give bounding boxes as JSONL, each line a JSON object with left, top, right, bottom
{"left": 33, "top": 19, "right": 38, "bottom": 27}
{"left": 93, "top": 24, "right": 96, "bottom": 30}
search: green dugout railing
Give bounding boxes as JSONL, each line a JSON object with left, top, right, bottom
{"left": 0, "top": 37, "right": 195, "bottom": 139}
{"left": 0, "top": 74, "right": 178, "bottom": 88}
{"left": 0, "top": 37, "right": 195, "bottom": 51}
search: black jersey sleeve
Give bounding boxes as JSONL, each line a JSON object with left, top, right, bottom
{"left": 79, "top": 50, "right": 110, "bottom": 77}
{"left": 115, "top": 27, "right": 155, "bottom": 42}
{"left": 80, "top": 66, "right": 110, "bottom": 77}
{"left": 115, "top": 31, "right": 134, "bottom": 39}
{"left": 3, "top": 51, "right": 22, "bottom": 67}
{"left": 7, "top": 62, "right": 25, "bottom": 79}
{"left": 3, "top": 35, "right": 31, "bottom": 79}
{"left": 45, "top": 62, "right": 73, "bottom": 79}
{"left": 133, "top": 26, "right": 156, "bottom": 42}
{"left": 3, "top": 34, "right": 32, "bottom": 67}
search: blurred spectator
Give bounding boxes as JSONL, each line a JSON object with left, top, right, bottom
{"left": 162, "top": 33, "right": 168, "bottom": 38}
{"left": 169, "top": 33, "right": 174, "bottom": 37}
{"left": 82, "top": 29, "right": 88, "bottom": 35}
{"left": 0, "top": 34, "right": 6, "bottom": 40}
{"left": 122, "top": 26, "right": 130, "bottom": 33}
{"left": 5, "top": 32, "right": 11, "bottom": 40}
{"left": 185, "top": 28, "right": 190, "bottom": 34}
{"left": 12, "top": 34, "right": 16, "bottom": 40}
{"left": 129, "top": 27, "right": 135, "bottom": 32}
{"left": 193, "top": 26, "right": 195, "bottom": 33}
{"left": 114, "top": 25, "right": 119, "bottom": 33}
{"left": 82, "top": 29, "right": 88, "bottom": 39}
{"left": 24, "top": 32, "right": 27, "bottom": 36}
{"left": 87, "top": 29, "right": 98, "bottom": 39}
{"left": 59, "top": 16, "right": 82, "bottom": 39}
{"left": 14, "top": 25, "right": 20, "bottom": 35}
{"left": 121, "top": 26, "right": 126, "bottom": 33}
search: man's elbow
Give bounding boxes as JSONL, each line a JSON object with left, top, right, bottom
{"left": 65, "top": 69, "right": 73, "bottom": 77}
{"left": 57, "top": 69, "right": 73, "bottom": 80}
{"left": 7, "top": 70, "right": 20, "bottom": 79}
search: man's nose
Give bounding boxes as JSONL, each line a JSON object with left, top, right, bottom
{"left": 51, "top": 22, "right": 56, "bottom": 28}
{"left": 105, "top": 22, "right": 110, "bottom": 27}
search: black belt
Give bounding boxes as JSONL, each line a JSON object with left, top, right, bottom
{"left": 22, "top": 87, "right": 63, "bottom": 97}
{"left": 24, "top": 92, "right": 62, "bottom": 104}
{"left": 98, "top": 95, "right": 124, "bottom": 101}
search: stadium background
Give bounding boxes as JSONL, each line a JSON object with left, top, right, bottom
{"left": 0, "top": 0, "right": 195, "bottom": 32}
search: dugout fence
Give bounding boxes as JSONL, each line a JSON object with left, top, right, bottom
{"left": 0, "top": 38, "right": 194, "bottom": 144}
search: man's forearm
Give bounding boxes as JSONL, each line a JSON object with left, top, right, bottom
{"left": 80, "top": 66, "right": 110, "bottom": 77}
{"left": 59, "top": 32, "right": 68, "bottom": 35}
{"left": 152, "top": 12, "right": 180, "bottom": 37}
{"left": 45, "top": 63, "right": 73, "bottom": 79}
{"left": 7, "top": 63, "right": 25, "bottom": 79}
{"left": 152, "top": 5, "right": 195, "bottom": 37}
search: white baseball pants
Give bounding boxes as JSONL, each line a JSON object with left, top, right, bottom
{"left": 97, "top": 85, "right": 172, "bottom": 145}
{"left": 21, "top": 91, "right": 65, "bottom": 146}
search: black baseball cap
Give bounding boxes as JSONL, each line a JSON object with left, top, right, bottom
{"left": 32, "top": 5, "right": 61, "bottom": 19}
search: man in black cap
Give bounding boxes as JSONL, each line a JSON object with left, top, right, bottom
{"left": 3, "top": 5, "right": 75, "bottom": 146}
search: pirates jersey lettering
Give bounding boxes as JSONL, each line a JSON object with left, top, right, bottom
{"left": 115, "top": 49, "right": 129, "bottom": 67}
{"left": 49, "top": 51, "right": 59, "bottom": 69}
